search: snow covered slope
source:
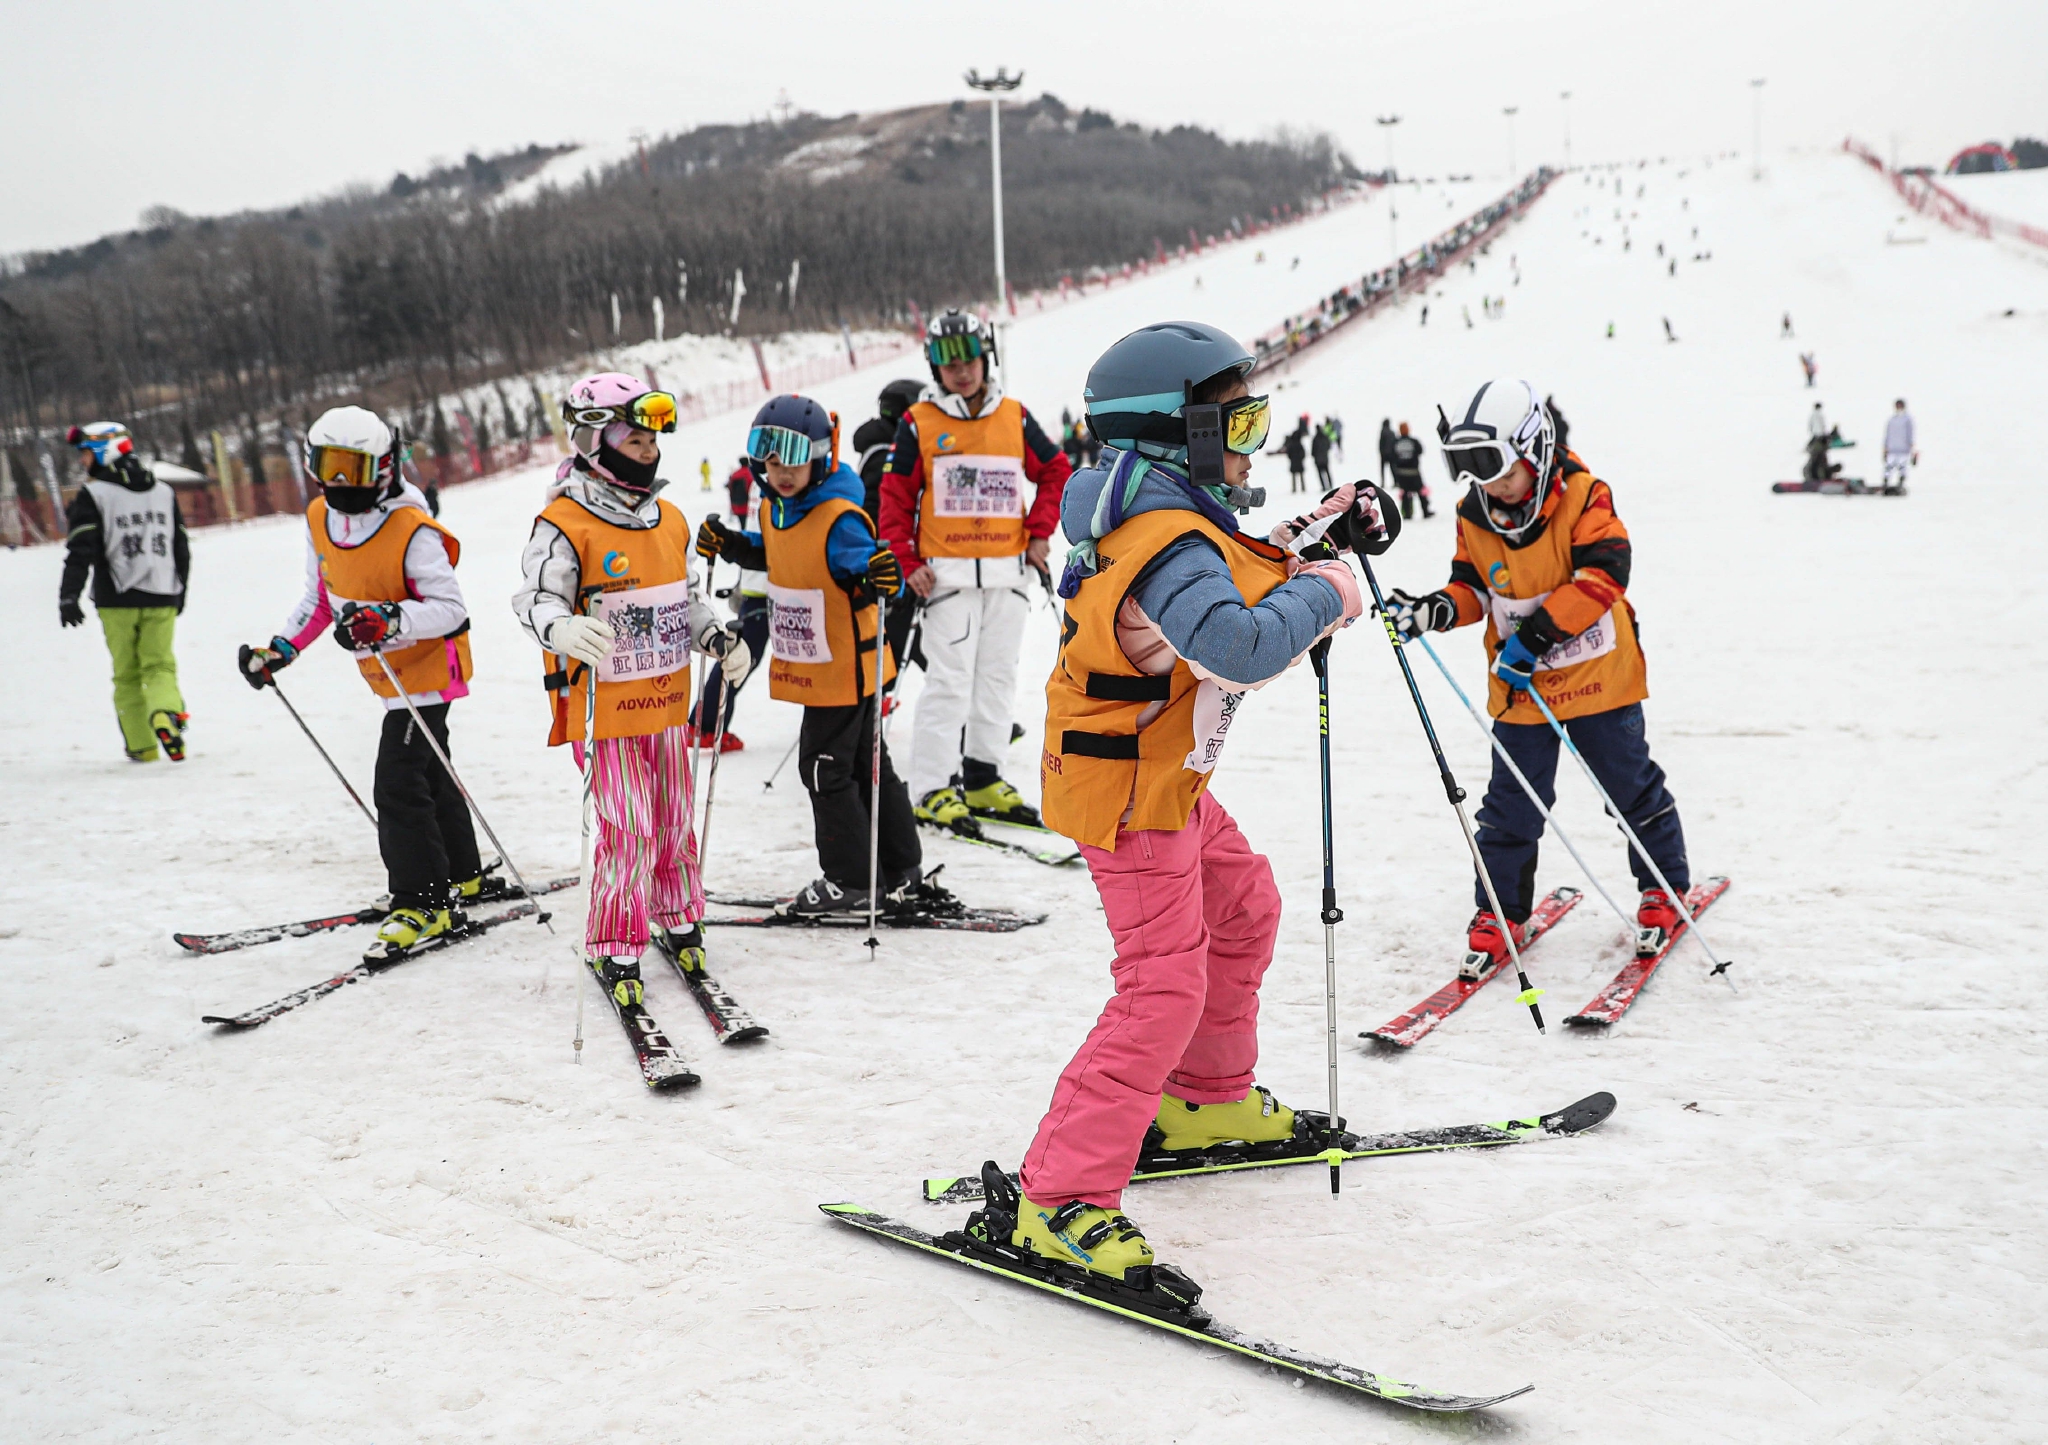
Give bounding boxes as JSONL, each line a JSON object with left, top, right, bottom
{"left": 3, "top": 152, "right": 2043, "bottom": 1441}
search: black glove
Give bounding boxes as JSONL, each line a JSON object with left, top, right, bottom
{"left": 60, "top": 598, "right": 85, "bottom": 628}
{"left": 696, "top": 515, "right": 730, "bottom": 561}
{"left": 239, "top": 637, "right": 297, "bottom": 690}
{"left": 864, "top": 545, "right": 903, "bottom": 598}
{"left": 333, "top": 601, "right": 403, "bottom": 650}
{"left": 1329, "top": 482, "right": 1401, "bottom": 556}
{"left": 1384, "top": 587, "right": 1457, "bottom": 640}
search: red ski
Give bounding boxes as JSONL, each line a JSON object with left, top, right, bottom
{"left": 1364, "top": 886, "right": 1582, "bottom": 1050}
{"left": 1565, "top": 876, "right": 1730, "bottom": 1027}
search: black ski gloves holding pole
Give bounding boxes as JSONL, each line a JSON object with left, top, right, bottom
{"left": 1384, "top": 588, "right": 1457, "bottom": 640}
{"left": 238, "top": 638, "right": 299, "bottom": 690}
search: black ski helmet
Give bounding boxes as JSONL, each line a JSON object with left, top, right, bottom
{"left": 877, "top": 378, "right": 925, "bottom": 423}
{"left": 924, "top": 308, "right": 996, "bottom": 385}
{"left": 745, "top": 393, "right": 839, "bottom": 487}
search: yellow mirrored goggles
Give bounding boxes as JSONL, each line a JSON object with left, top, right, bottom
{"left": 307, "top": 444, "right": 379, "bottom": 488}
{"left": 1220, "top": 393, "right": 1271, "bottom": 455}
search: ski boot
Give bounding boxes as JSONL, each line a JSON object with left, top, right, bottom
{"left": 1635, "top": 888, "right": 1683, "bottom": 957}
{"left": 125, "top": 747, "right": 157, "bottom": 763}
{"left": 961, "top": 1164, "right": 1204, "bottom": 1318}
{"left": 961, "top": 778, "right": 1043, "bottom": 829}
{"left": 684, "top": 723, "right": 744, "bottom": 752}
{"left": 914, "top": 786, "right": 983, "bottom": 839}
{"left": 777, "top": 876, "right": 870, "bottom": 917}
{"left": 651, "top": 922, "right": 706, "bottom": 974}
{"left": 1461, "top": 910, "right": 1526, "bottom": 980}
{"left": 364, "top": 905, "right": 454, "bottom": 962}
{"left": 882, "top": 865, "right": 964, "bottom": 920}
{"left": 150, "top": 709, "right": 189, "bottom": 762}
{"left": 592, "top": 955, "right": 644, "bottom": 1007}
{"left": 454, "top": 862, "right": 520, "bottom": 905}
{"left": 1153, "top": 1084, "right": 1298, "bottom": 1152}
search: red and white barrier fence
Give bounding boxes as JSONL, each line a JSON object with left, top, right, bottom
{"left": 1844, "top": 138, "right": 2048, "bottom": 252}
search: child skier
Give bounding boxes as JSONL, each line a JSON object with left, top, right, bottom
{"left": 1005, "top": 321, "right": 1385, "bottom": 1287}
{"left": 877, "top": 310, "right": 1071, "bottom": 838}
{"left": 58, "top": 422, "right": 191, "bottom": 761}
{"left": 1386, "top": 377, "right": 1692, "bottom": 971}
{"left": 239, "top": 406, "right": 485, "bottom": 961}
{"left": 512, "top": 373, "right": 750, "bottom": 1008}
{"left": 697, "top": 393, "right": 926, "bottom": 916}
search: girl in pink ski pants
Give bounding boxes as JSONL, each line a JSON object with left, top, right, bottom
{"left": 1019, "top": 792, "right": 1283, "bottom": 1208}
{"left": 579, "top": 724, "right": 703, "bottom": 954}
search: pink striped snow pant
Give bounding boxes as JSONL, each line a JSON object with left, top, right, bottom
{"left": 582, "top": 725, "right": 702, "bottom": 954}
{"left": 1019, "top": 793, "right": 1283, "bottom": 1208}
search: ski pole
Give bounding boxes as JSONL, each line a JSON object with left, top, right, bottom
{"left": 1309, "top": 638, "right": 1344, "bottom": 1196}
{"left": 1411, "top": 633, "right": 1635, "bottom": 936}
{"left": 763, "top": 734, "right": 800, "bottom": 792}
{"left": 572, "top": 664, "right": 597, "bottom": 1065}
{"left": 864, "top": 588, "right": 887, "bottom": 960}
{"left": 1515, "top": 679, "right": 1734, "bottom": 984}
{"left": 697, "top": 672, "right": 734, "bottom": 879}
{"left": 266, "top": 675, "right": 378, "bottom": 829}
{"left": 1355, "top": 556, "right": 1546, "bottom": 1034}
{"left": 370, "top": 651, "right": 555, "bottom": 936}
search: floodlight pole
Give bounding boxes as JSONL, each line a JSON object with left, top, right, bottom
{"left": 965, "top": 67, "right": 1024, "bottom": 355}
{"left": 1504, "top": 106, "right": 1520, "bottom": 179}
{"left": 1750, "top": 78, "right": 1766, "bottom": 180}
{"left": 1561, "top": 91, "right": 1572, "bottom": 172}
{"left": 1377, "top": 115, "right": 1402, "bottom": 294}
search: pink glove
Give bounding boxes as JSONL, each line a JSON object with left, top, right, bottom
{"left": 1296, "top": 558, "right": 1363, "bottom": 625}
{"left": 1270, "top": 483, "right": 1357, "bottom": 550}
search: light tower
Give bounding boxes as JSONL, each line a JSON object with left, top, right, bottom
{"left": 1377, "top": 114, "right": 1403, "bottom": 287}
{"left": 1503, "top": 106, "right": 1520, "bottom": 180}
{"left": 1750, "top": 78, "right": 1766, "bottom": 180}
{"left": 964, "top": 67, "right": 1024, "bottom": 330}
{"left": 1561, "top": 91, "right": 1572, "bottom": 172}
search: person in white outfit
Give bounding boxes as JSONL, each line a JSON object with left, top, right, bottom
{"left": 875, "top": 310, "right": 1073, "bottom": 836}
{"left": 1882, "top": 400, "right": 1916, "bottom": 495}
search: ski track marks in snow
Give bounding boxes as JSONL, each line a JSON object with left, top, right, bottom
{"left": 2, "top": 152, "right": 2045, "bottom": 1442}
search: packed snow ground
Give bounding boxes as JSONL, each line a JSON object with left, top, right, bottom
{"left": 3, "top": 154, "right": 2044, "bottom": 1442}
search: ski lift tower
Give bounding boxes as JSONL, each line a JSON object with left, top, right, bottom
{"left": 965, "top": 67, "right": 1024, "bottom": 368}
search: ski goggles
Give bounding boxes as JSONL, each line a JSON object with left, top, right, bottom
{"left": 1218, "top": 393, "right": 1272, "bottom": 455}
{"left": 1441, "top": 438, "right": 1523, "bottom": 487}
{"left": 306, "top": 444, "right": 382, "bottom": 489}
{"left": 926, "top": 330, "right": 987, "bottom": 367}
{"left": 566, "top": 390, "right": 678, "bottom": 435}
{"left": 746, "top": 423, "right": 827, "bottom": 467}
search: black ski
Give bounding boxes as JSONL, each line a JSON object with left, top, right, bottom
{"left": 202, "top": 904, "right": 540, "bottom": 1029}
{"left": 923, "top": 1092, "right": 1616, "bottom": 1204}
{"left": 823, "top": 1190, "right": 1531, "bottom": 1412}
{"left": 584, "top": 959, "right": 701, "bottom": 1090}
{"left": 705, "top": 903, "right": 1045, "bottom": 934}
{"left": 919, "top": 819, "right": 1082, "bottom": 868}
{"left": 648, "top": 931, "right": 768, "bottom": 1045}
{"left": 175, "top": 873, "right": 579, "bottom": 955}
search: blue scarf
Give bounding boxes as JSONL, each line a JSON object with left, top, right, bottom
{"left": 1056, "top": 449, "right": 1243, "bottom": 599}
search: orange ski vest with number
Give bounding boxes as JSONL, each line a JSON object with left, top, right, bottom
{"left": 762, "top": 496, "right": 895, "bottom": 708}
{"left": 306, "top": 496, "right": 472, "bottom": 700}
{"left": 539, "top": 494, "right": 697, "bottom": 746}
{"left": 1458, "top": 467, "right": 1647, "bottom": 725}
{"left": 1041, "top": 508, "right": 1290, "bottom": 852}
{"left": 910, "top": 397, "right": 1030, "bottom": 558}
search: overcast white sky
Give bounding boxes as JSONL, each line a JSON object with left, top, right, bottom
{"left": 5, "top": 0, "right": 2042, "bottom": 256}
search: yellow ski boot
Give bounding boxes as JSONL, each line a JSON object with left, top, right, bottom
{"left": 914, "top": 786, "right": 983, "bottom": 838}
{"left": 364, "top": 905, "right": 453, "bottom": 962}
{"left": 1011, "top": 1195, "right": 1155, "bottom": 1282}
{"left": 961, "top": 778, "right": 1043, "bottom": 828}
{"left": 1154, "top": 1084, "right": 1297, "bottom": 1152}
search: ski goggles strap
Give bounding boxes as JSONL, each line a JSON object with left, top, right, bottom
{"left": 926, "top": 331, "right": 986, "bottom": 367}
{"left": 746, "top": 423, "right": 823, "bottom": 467}
{"left": 307, "top": 444, "right": 380, "bottom": 488}
{"left": 1220, "top": 393, "right": 1272, "bottom": 455}
{"left": 1442, "top": 439, "right": 1518, "bottom": 487}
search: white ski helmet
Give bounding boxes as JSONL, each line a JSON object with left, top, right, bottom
{"left": 1437, "top": 378, "right": 1556, "bottom": 540}
{"left": 304, "top": 405, "right": 400, "bottom": 495}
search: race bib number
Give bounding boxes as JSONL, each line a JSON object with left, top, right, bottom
{"left": 931, "top": 453, "right": 1026, "bottom": 519}
{"left": 767, "top": 582, "right": 832, "bottom": 664}
{"left": 592, "top": 579, "right": 693, "bottom": 682}
{"left": 1489, "top": 590, "right": 1617, "bottom": 672}
{"left": 1182, "top": 679, "right": 1245, "bottom": 775}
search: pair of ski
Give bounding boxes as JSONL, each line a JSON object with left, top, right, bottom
{"left": 828, "top": 1091, "right": 1616, "bottom": 1413}
{"left": 584, "top": 928, "right": 769, "bottom": 1092}
{"left": 1366, "top": 877, "right": 1730, "bottom": 1049}
{"left": 173, "top": 873, "right": 581, "bottom": 955}
{"left": 702, "top": 892, "right": 1046, "bottom": 934}
{"left": 919, "top": 815, "right": 1083, "bottom": 868}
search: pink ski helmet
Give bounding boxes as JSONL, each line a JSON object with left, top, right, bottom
{"left": 559, "top": 372, "right": 678, "bottom": 494}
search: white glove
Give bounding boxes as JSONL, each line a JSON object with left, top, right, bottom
{"left": 546, "top": 615, "right": 614, "bottom": 668}
{"left": 720, "top": 638, "right": 751, "bottom": 687}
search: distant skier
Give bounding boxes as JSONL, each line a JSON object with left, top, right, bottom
{"left": 58, "top": 422, "right": 190, "bottom": 762}
{"left": 1882, "top": 399, "right": 1917, "bottom": 495}
{"left": 1389, "top": 420, "right": 1433, "bottom": 519}
{"left": 1781, "top": 312, "right": 1794, "bottom": 338}
{"left": 1799, "top": 352, "right": 1817, "bottom": 387}
{"left": 1662, "top": 317, "right": 1677, "bottom": 343}
{"left": 698, "top": 456, "right": 712, "bottom": 492}
{"left": 1310, "top": 416, "right": 1334, "bottom": 490}
{"left": 1378, "top": 417, "right": 1397, "bottom": 484}
{"left": 1276, "top": 414, "right": 1310, "bottom": 494}
{"left": 1803, "top": 404, "right": 1841, "bottom": 483}
{"left": 1386, "top": 378, "right": 1694, "bottom": 972}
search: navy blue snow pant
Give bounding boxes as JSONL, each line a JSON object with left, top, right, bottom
{"left": 1473, "top": 701, "right": 1688, "bottom": 922}
{"left": 691, "top": 593, "right": 770, "bottom": 733}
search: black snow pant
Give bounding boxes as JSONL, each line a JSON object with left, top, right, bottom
{"left": 1473, "top": 702, "right": 1688, "bottom": 922}
{"left": 1393, "top": 477, "right": 1433, "bottom": 518}
{"left": 692, "top": 592, "right": 770, "bottom": 732}
{"left": 375, "top": 702, "right": 482, "bottom": 911}
{"left": 882, "top": 594, "right": 921, "bottom": 696}
{"left": 1288, "top": 461, "right": 1307, "bottom": 493}
{"left": 1313, "top": 459, "right": 1333, "bottom": 490}
{"left": 800, "top": 696, "right": 921, "bottom": 890}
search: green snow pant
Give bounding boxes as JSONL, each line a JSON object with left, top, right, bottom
{"left": 99, "top": 606, "right": 185, "bottom": 758}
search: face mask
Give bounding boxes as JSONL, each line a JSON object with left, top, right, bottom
{"left": 597, "top": 440, "right": 659, "bottom": 493}
{"left": 323, "top": 484, "right": 382, "bottom": 515}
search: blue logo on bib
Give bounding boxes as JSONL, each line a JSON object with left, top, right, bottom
{"left": 603, "top": 550, "right": 629, "bottom": 577}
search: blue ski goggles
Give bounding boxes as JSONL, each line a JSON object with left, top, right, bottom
{"left": 926, "top": 330, "right": 987, "bottom": 367}
{"left": 746, "top": 424, "right": 826, "bottom": 467}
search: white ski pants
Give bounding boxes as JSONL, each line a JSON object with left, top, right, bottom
{"left": 909, "top": 583, "right": 1032, "bottom": 799}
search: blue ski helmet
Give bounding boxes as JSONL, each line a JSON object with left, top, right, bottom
{"left": 745, "top": 393, "right": 839, "bottom": 486}
{"left": 1082, "top": 321, "right": 1255, "bottom": 462}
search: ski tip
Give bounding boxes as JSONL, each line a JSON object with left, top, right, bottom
{"left": 922, "top": 1177, "right": 963, "bottom": 1203}
{"left": 1561, "top": 1013, "right": 1611, "bottom": 1030}
{"left": 1541, "top": 1091, "right": 1617, "bottom": 1135}
{"left": 1360, "top": 1029, "right": 1415, "bottom": 1050}
{"left": 820, "top": 1201, "right": 875, "bottom": 1221}
{"left": 717, "top": 1024, "right": 771, "bottom": 1045}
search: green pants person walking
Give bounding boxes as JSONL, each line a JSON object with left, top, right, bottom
{"left": 59, "top": 424, "right": 192, "bottom": 762}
